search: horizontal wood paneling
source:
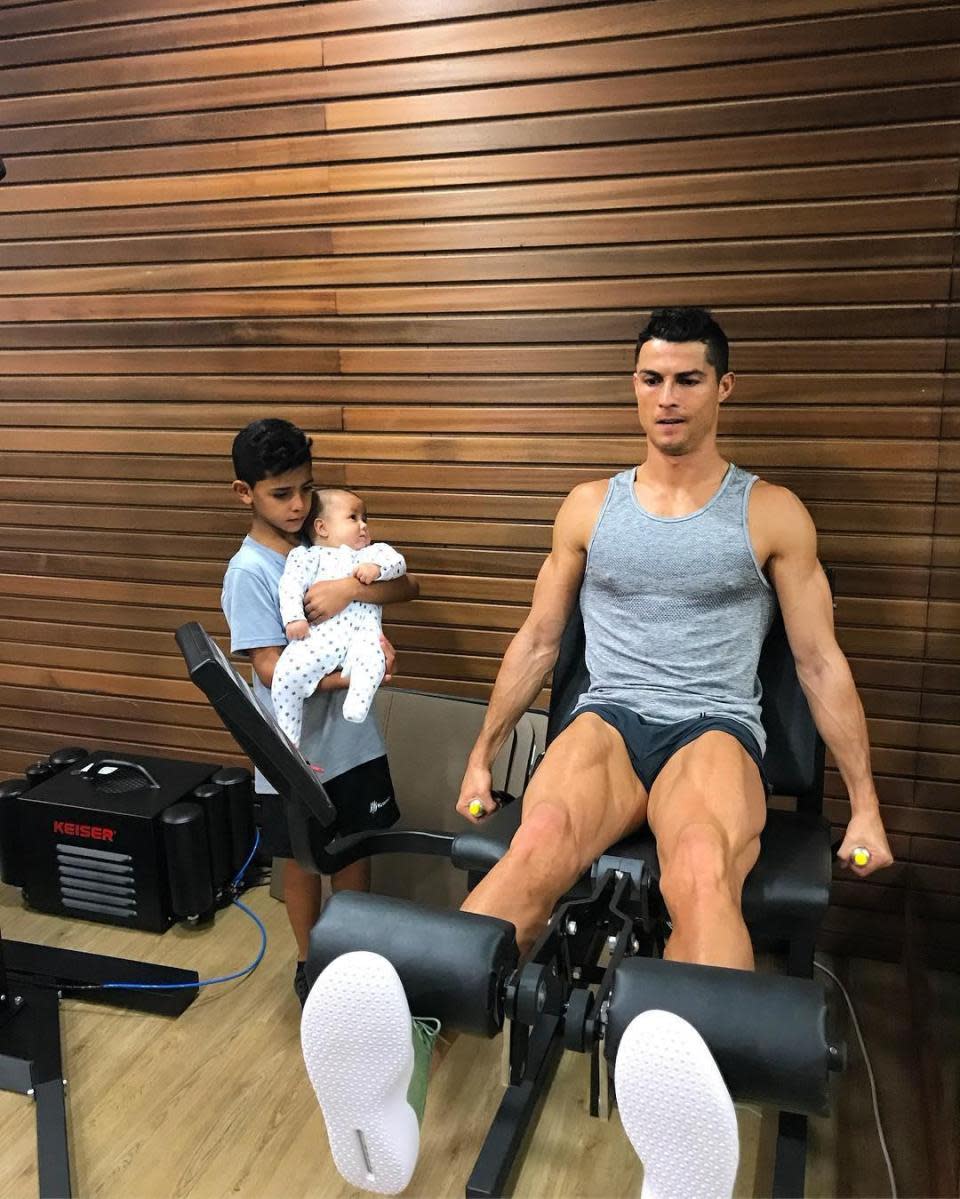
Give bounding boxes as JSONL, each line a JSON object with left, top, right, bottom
{"left": 0, "top": 0, "right": 957, "bottom": 963}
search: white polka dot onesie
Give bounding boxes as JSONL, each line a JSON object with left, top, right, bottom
{"left": 272, "top": 542, "right": 406, "bottom": 742}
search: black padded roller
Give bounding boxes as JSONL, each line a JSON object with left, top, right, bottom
{"left": 307, "top": 891, "right": 519, "bottom": 1038}
{"left": 604, "top": 956, "right": 835, "bottom": 1115}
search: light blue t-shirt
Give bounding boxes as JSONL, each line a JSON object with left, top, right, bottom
{"left": 221, "top": 535, "right": 386, "bottom": 793}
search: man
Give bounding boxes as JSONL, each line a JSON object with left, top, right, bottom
{"left": 456, "top": 305, "right": 892, "bottom": 962}
{"left": 301, "top": 309, "right": 892, "bottom": 1197}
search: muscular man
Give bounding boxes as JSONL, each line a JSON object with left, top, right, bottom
{"left": 300, "top": 307, "right": 893, "bottom": 1197}
{"left": 457, "top": 305, "right": 892, "bottom": 967}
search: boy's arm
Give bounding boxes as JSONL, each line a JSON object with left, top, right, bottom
{"left": 248, "top": 646, "right": 348, "bottom": 691}
{"left": 277, "top": 546, "right": 312, "bottom": 628}
{"left": 304, "top": 571, "right": 419, "bottom": 622}
{"left": 223, "top": 562, "right": 348, "bottom": 691}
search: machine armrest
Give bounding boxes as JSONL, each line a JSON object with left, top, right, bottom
{"left": 451, "top": 801, "right": 522, "bottom": 872}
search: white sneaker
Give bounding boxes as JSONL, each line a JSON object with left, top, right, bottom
{"left": 614, "top": 1008, "right": 739, "bottom": 1199}
{"left": 300, "top": 951, "right": 420, "bottom": 1195}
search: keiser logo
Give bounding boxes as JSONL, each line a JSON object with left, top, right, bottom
{"left": 53, "top": 820, "right": 116, "bottom": 844}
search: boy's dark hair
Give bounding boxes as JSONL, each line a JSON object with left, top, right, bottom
{"left": 231, "top": 419, "right": 312, "bottom": 485}
{"left": 634, "top": 307, "right": 729, "bottom": 378}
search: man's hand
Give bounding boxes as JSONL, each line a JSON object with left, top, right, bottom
{"left": 304, "top": 577, "right": 357, "bottom": 623}
{"left": 456, "top": 761, "right": 495, "bottom": 823}
{"left": 284, "top": 619, "right": 309, "bottom": 641}
{"left": 355, "top": 563, "right": 382, "bottom": 584}
{"left": 836, "top": 809, "right": 894, "bottom": 878}
{"left": 381, "top": 634, "right": 396, "bottom": 683}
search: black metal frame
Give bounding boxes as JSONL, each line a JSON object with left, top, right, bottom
{"left": 466, "top": 867, "right": 648, "bottom": 1197}
{"left": 177, "top": 617, "right": 832, "bottom": 1199}
{"left": 0, "top": 928, "right": 198, "bottom": 1198}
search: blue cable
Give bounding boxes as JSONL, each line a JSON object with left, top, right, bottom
{"left": 94, "top": 829, "right": 268, "bottom": 993}
{"left": 231, "top": 826, "right": 262, "bottom": 890}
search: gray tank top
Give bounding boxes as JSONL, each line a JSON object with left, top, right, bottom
{"left": 576, "top": 463, "right": 777, "bottom": 752}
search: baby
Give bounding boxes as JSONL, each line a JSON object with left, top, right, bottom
{"left": 271, "top": 488, "right": 406, "bottom": 742}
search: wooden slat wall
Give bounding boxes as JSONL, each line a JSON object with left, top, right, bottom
{"left": 0, "top": 0, "right": 957, "bottom": 964}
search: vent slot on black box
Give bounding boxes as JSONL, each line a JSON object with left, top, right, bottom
{"left": 56, "top": 842, "right": 136, "bottom": 919}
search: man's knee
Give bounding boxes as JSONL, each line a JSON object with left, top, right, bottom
{"left": 659, "top": 821, "right": 755, "bottom": 913}
{"left": 507, "top": 801, "right": 584, "bottom": 882}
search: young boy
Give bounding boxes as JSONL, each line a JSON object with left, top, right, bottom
{"left": 221, "top": 419, "right": 419, "bottom": 1005}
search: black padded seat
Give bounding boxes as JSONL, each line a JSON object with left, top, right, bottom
{"left": 451, "top": 804, "right": 831, "bottom": 936}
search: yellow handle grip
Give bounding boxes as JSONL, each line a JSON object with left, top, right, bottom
{"left": 851, "top": 846, "right": 871, "bottom": 868}
{"left": 469, "top": 799, "right": 485, "bottom": 818}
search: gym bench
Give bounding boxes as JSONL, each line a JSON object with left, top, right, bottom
{"left": 176, "top": 597, "right": 842, "bottom": 1198}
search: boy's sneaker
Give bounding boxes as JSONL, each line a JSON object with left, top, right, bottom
{"left": 614, "top": 1008, "right": 739, "bottom": 1199}
{"left": 293, "top": 960, "right": 310, "bottom": 1008}
{"left": 300, "top": 951, "right": 439, "bottom": 1195}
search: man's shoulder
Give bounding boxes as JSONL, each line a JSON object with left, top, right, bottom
{"left": 749, "top": 478, "right": 808, "bottom": 519}
{"left": 564, "top": 477, "right": 611, "bottom": 513}
{"left": 749, "top": 479, "right": 817, "bottom": 553}
{"left": 563, "top": 477, "right": 612, "bottom": 520}
{"left": 550, "top": 478, "right": 612, "bottom": 552}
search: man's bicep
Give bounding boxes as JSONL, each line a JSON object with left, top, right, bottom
{"left": 767, "top": 496, "right": 836, "bottom": 668}
{"left": 524, "top": 490, "right": 594, "bottom": 645}
{"left": 527, "top": 547, "right": 584, "bottom": 640}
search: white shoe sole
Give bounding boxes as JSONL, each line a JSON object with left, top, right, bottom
{"left": 615, "top": 1008, "right": 739, "bottom": 1199}
{"left": 300, "top": 951, "right": 419, "bottom": 1195}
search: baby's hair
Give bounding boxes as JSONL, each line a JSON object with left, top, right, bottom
{"left": 301, "top": 488, "right": 363, "bottom": 543}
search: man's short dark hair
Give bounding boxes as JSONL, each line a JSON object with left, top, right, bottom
{"left": 231, "top": 419, "right": 312, "bottom": 485}
{"left": 634, "top": 307, "right": 729, "bottom": 378}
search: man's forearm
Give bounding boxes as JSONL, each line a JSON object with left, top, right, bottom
{"left": 470, "top": 629, "right": 557, "bottom": 767}
{"left": 798, "top": 650, "right": 879, "bottom": 812}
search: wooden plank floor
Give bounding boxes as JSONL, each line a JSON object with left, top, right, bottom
{"left": 0, "top": 880, "right": 949, "bottom": 1198}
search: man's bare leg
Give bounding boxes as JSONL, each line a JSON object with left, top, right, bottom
{"left": 647, "top": 730, "right": 766, "bottom": 971}
{"left": 461, "top": 713, "right": 648, "bottom": 953}
{"left": 616, "top": 731, "right": 762, "bottom": 1199}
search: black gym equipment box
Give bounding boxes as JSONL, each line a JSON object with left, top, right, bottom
{"left": 0, "top": 743, "right": 260, "bottom": 1199}
{"left": 0, "top": 748, "right": 256, "bottom": 932}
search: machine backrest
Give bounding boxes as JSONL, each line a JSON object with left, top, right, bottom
{"left": 545, "top": 596, "right": 824, "bottom": 811}
{"left": 174, "top": 622, "right": 338, "bottom": 828}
